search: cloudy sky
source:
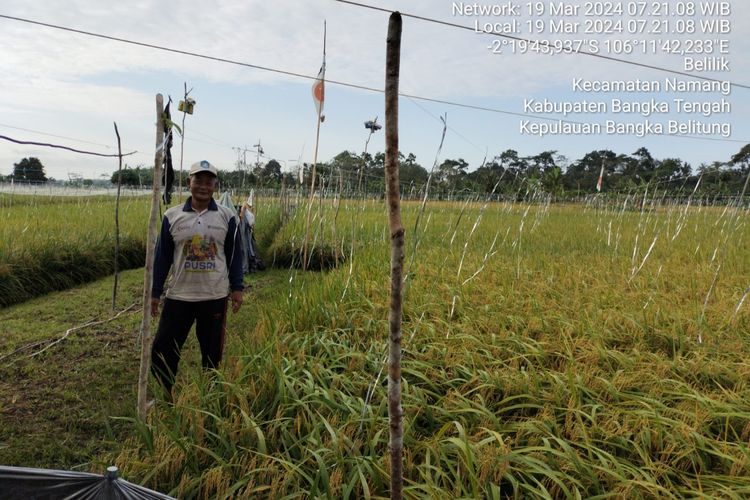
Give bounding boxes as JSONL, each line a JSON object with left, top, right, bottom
{"left": 0, "top": 0, "right": 748, "bottom": 180}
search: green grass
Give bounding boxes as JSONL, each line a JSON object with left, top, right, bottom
{"left": 0, "top": 269, "right": 143, "bottom": 467}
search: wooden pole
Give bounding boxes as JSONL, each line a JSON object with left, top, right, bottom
{"left": 280, "top": 172, "right": 287, "bottom": 220}
{"left": 178, "top": 83, "right": 188, "bottom": 203}
{"left": 303, "top": 120, "right": 322, "bottom": 270}
{"left": 333, "top": 164, "right": 344, "bottom": 263}
{"left": 112, "top": 122, "right": 123, "bottom": 310}
{"left": 302, "top": 25, "right": 326, "bottom": 271}
{"left": 385, "top": 12, "right": 404, "bottom": 500}
{"left": 318, "top": 171, "right": 325, "bottom": 213}
{"left": 358, "top": 126, "right": 376, "bottom": 196}
{"left": 296, "top": 166, "right": 302, "bottom": 211}
{"left": 138, "top": 94, "right": 165, "bottom": 420}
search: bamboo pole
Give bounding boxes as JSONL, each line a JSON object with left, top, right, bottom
{"left": 318, "top": 171, "right": 325, "bottom": 214}
{"left": 178, "top": 83, "right": 188, "bottom": 203}
{"left": 302, "top": 26, "right": 326, "bottom": 271}
{"left": 302, "top": 132, "right": 320, "bottom": 271}
{"left": 384, "top": 12, "right": 404, "bottom": 500}
{"left": 112, "top": 122, "right": 123, "bottom": 310}
{"left": 333, "top": 165, "right": 344, "bottom": 263}
{"left": 296, "top": 166, "right": 302, "bottom": 212}
{"left": 358, "top": 123, "right": 377, "bottom": 196}
{"left": 280, "top": 181, "right": 286, "bottom": 219}
{"left": 137, "top": 94, "right": 165, "bottom": 420}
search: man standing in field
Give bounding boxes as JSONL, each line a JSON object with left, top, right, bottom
{"left": 150, "top": 160, "right": 244, "bottom": 400}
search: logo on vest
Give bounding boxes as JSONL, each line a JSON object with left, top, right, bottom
{"left": 183, "top": 234, "right": 218, "bottom": 271}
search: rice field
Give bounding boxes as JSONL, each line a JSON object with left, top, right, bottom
{"left": 0, "top": 194, "right": 150, "bottom": 307}
{"left": 0, "top": 191, "right": 282, "bottom": 307}
{"left": 99, "top": 192, "right": 750, "bottom": 498}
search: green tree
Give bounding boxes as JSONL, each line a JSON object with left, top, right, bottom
{"left": 696, "top": 161, "right": 731, "bottom": 196}
{"left": 528, "top": 150, "right": 558, "bottom": 179}
{"left": 498, "top": 149, "right": 526, "bottom": 177}
{"left": 541, "top": 166, "right": 564, "bottom": 196}
{"left": 730, "top": 144, "right": 750, "bottom": 167}
{"left": 729, "top": 143, "right": 750, "bottom": 195}
{"left": 329, "top": 151, "right": 360, "bottom": 175}
{"left": 469, "top": 160, "right": 504, "bottom": 193}
{"left": 219, "top": 168, "right": 254, "bottom": 190}
{"left": 260, "top": 159, "right": 283, "bottom": 185}
{"left": 729, "top": 144, "right": 750, "bottom": 184}
{"left": 631, "top": 147, "right": 657, "bottom": 183}
{"left": 655, "top": 158, "right": 690, "bottom": 183}
{"left": 110, "top": 165, "right": 153, "bottom": 187}
{"left": 496, "top": 150, "right": 529, "bottom": 193}
{"left": 399, "top": 153, "right": 428, "bottom": 188}
{"left": 329, "top": 151, "right": 362, "bottom": 192}
{"left": 13, "top": 157, "right": 47, "bottom": 182}
{"left": 437, "top": 158, "right": 469, "bottom": 191}
{"left": 362, "top": 152, "right": 385, "bottom": 193}
{"left": 564, "top": 149, "right": 618, "bottom": 193}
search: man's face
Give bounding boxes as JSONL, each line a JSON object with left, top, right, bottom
{"left": 189, "top": 172, "right": 217, "bottom": 203}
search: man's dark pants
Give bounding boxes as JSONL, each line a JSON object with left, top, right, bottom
{"left": 151, "top": 297, "right": 228, "bottom": 396}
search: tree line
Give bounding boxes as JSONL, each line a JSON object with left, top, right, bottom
{"left": 211, "top": 145, "right": 749, "bottom": 198}
{"left": 5, "top": 144, "right": 749, "bottom": 197}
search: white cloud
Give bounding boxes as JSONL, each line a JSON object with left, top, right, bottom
{"left": 1, "top": 0, "right": 748, "bottom": 178}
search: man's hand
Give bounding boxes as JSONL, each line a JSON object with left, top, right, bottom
{"left": 150, "top": 297, "right": 161, "bottom": 318}
{"left": 230, "top": 290, "right": 243, "bottom": 313}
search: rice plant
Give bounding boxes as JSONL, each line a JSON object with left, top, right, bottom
{"left": 99, "top": 194, "right": 750, "bottom": 498}
{"left": 0, "top": 194, "right": 150, "bottom": 307}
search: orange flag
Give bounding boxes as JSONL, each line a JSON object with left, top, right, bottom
{"left": 312, "top": 58, "right": 325, "bottom": 122}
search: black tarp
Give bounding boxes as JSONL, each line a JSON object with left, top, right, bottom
{"left": 0, "top": 465, "right": 174, "bottom": 500}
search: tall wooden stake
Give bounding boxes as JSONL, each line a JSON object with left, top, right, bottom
{"left": 178, "top": 82, "right": 188, "bottom": 203}
{"left": 303, "top": 124, "right": 320, "bottom": 271}
{"left": 302, "top": 22, "right": 326, "bottom": 271}
{"left": 358, "top": 122, "right": 378, "bottom": 196}
{"left": 113, "top": 122, "right": 123, "bottom": 310}
{"left": 385, "top": 12, "right": 404, "bottom": 500}
{"left": 281, "top": 174, "right": 289, "bottom": 222}
{"left": 333, "top": 165, "right": 344, "bottom": 263}
{"left": 138, "top": 94, "right": 165, "bottom": 420}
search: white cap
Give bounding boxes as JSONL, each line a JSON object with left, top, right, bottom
{"left": 189, "top": 160, "right": 218, "bottom": 177}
